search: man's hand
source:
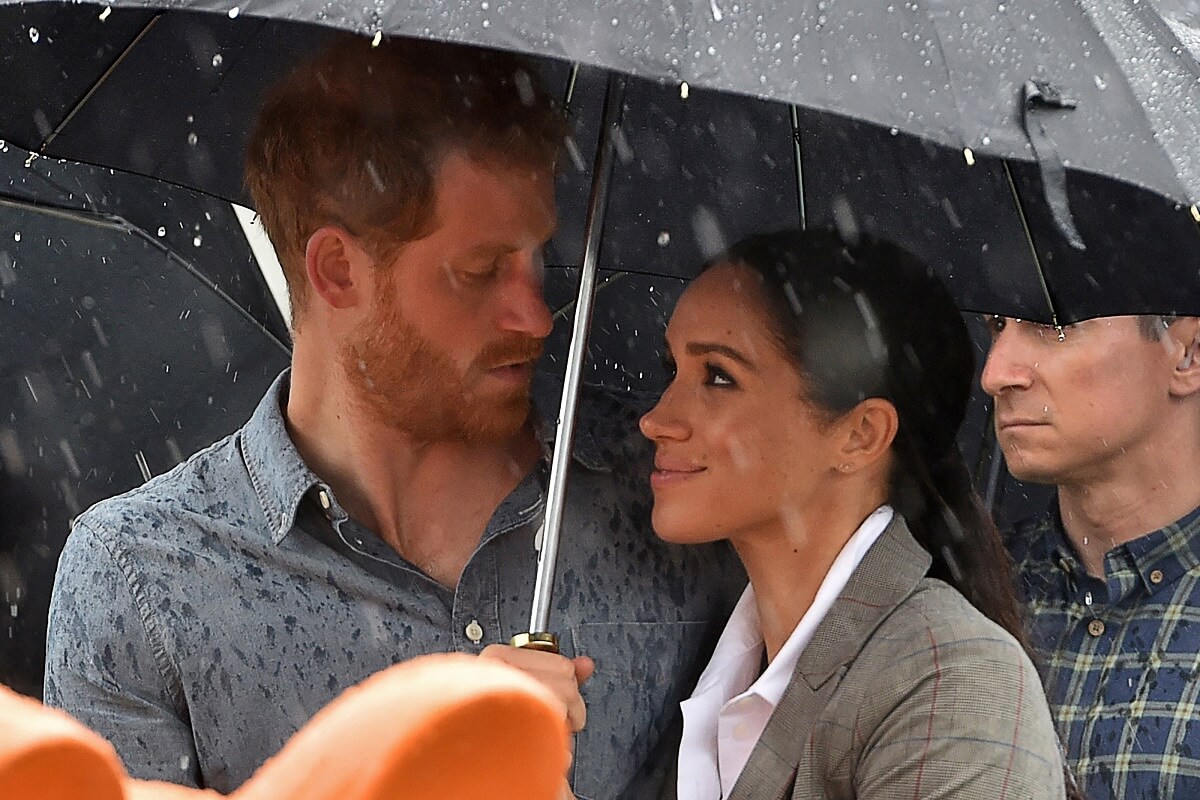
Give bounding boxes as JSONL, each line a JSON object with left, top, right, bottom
{"left": 479, "top": 644, "right": 595, "bottom": 732}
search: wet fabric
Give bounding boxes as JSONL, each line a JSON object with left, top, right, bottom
{"left": 1010, "top": 503, "right": 1200, "bottom": 800}
{"left": 43, "top": 369, "right": 745, "bottom": 798}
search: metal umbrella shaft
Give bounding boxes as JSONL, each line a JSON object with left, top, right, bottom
{"left": 515, "top": 74, "right": 627, "bottom": 650}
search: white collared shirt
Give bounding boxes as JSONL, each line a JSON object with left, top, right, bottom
{"left": 676, "top": 505, "right": 894, "bottom": 800}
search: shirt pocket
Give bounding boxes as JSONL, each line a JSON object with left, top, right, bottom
{"left": 569, "top": 621, "right": 714, "bottom": 800}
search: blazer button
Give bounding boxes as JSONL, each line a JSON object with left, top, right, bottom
{"left": 1087, "top": 619, "right": 1105, "bottom": 637}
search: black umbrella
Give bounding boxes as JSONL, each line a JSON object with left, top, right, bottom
{"left": 2, "top": 0, "right": 1197, "bottom": 645}
{"left": 0, "top": 144, "right": 291, "bottom": 696}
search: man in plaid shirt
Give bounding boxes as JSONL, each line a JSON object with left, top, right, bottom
{"left": 982, "top": 313, "right": 1200, "bottom": 800}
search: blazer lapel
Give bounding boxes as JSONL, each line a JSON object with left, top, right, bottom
{"left": 726, "top": 516, "right": 932, "bottom": 800}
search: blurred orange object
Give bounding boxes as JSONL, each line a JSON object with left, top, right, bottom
{"left": 1, "top": 654, "right": 570, "bottom": 800}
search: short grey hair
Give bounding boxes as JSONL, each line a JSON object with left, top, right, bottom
{"left": 1137, "top": 315, "right": 1179, "bottom": 341}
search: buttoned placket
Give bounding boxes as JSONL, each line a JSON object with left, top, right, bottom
{"left": 451, "top": 468, "right": 546, "bottom": 652}
{"left": 1056, "top": 551, "right": 1111, "bottom": 642}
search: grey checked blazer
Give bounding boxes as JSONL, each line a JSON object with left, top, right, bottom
{"left": 666, "top": 515, "right": 1066, "bottom": 800}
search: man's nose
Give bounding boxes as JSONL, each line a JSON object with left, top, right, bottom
{"left": 980, "top": 329, "right": 1034, "bottom": 396}
{"left": 498, "top": 256, "right": 553, "bottom": 339}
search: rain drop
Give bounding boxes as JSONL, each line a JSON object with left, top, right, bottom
{"left": 28, "top": 27, "right": 39, "bottom": 43}
{"left": 227, "top": 6, "right": 240, "bottom": 18}
{"left": 963, "top": 147, "right": 976, "bottom": 166}
{"left": 707, "top": 45, "right": 717, "bottom": 56}
{"left": 371, "top": 31, "right": 382, "bottom": 47}
{"left": 657, "top": 231, "right": 671, "bottom": 247}
{"left": 889, "top": 127, "right": 899, "bottom": 135}
{"left": 680, "top": 81, "right": 690, "bottom": 99}
{"left": 187, "top": 132, "right": 198, "bottom": 146}
{"left": 157, "top": 226, "right": 167, "bottom": 237}
{"left": 12, "top": 232, "right": 19, "bottom": 242}
{"left": 212, "top": 54, "right": 224, "bottom": 68}
{"left": 98, "top": 6, "right": 112, "bottom": 21}
{"left": 193, "top": 235, "right": 203, "bottom": 247}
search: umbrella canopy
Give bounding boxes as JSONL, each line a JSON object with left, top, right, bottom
{"left": 0, "top": 143, "right": 290, "bottom": 696}
{"left": 2, "top": 0, "right": 1200, "bottom": 210}
{"left": 1, "top": 5, "right": 1198, "bottom": 323}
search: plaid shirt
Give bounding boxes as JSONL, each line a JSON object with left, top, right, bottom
{"left": 1009, "top": 503, "right": 1200, "bottom": 800}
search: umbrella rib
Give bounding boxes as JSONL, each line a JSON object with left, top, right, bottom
{"left": 1001, "top": 160, "right": 1062, "bottom": 329}
{"left": 40, "top": 14, "right": 163, "bottom": 153}
{"left": 551, "top": 270, "right": 630, "bottom": 320}
{"left": 789, "top": 105, "right": 807, "bottom": 229}
{"left": 0, "top": 191, "right": 291, "bottom": 357}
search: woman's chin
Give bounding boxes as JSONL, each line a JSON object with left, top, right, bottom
{"left": 650, "top": 507, "right": 724, "bottom": 546}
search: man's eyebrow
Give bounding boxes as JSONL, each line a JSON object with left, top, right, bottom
{"left": 685, "top": 342, "right": 757, "bottom": 370}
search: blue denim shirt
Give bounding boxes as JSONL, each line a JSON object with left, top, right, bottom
{"left": 44, "top": 370, "right": 744, "bottom": 798}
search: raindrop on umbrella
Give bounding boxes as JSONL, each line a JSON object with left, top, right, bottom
{"left": 27, "top": 27, "right": 38, "bottom": 43}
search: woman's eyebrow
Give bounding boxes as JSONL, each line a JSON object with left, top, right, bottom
{"left": 685, "top": 342, "right": 757, "bottom": 370}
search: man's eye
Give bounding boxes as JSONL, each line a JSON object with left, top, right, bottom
{"left": 984, "top": 315, "right": 1006, "bottom": 337}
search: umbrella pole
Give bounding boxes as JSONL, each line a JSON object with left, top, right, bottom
{"left": 511, "top": 73, "right": 627, "bottom": 653}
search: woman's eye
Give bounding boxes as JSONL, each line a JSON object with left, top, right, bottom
{"left": 705, "top": 364, "right": 735, "bottom": 387}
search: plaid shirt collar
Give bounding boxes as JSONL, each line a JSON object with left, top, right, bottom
{"left": 1038, "top": 500, "right": 1200, "bottom": 604}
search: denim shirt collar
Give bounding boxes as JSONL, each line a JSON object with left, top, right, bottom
{"left": 240, "top": 369, "right": 616, "bottom": 545}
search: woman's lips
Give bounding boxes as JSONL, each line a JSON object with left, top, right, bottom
{"left": 649, "top": 466, "right": 706, "bottom": 489}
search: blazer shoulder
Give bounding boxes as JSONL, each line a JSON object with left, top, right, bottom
{"left": 871, "top": 577, "right": 1027, "bottom": 656}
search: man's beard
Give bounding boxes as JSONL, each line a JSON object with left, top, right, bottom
{"left": 340, "top": 290, "right": 543, "bottom": 443}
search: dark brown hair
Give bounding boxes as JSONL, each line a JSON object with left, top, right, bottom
{"left": 244, "top": 34, "right": 567, "bottom": 319}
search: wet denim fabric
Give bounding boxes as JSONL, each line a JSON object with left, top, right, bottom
{"left": 44, "top": 370, "right": 744, "bottom": 798}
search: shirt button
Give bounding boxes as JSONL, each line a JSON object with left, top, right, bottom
{"left": 465, "top": 620, "right": 484, "bottom": 644}
{"left": 1087, "top": 619, "right": 1105, "bottom": 637}
{"left": 1150, "top": 569, "right": 1165, "bottom": 585}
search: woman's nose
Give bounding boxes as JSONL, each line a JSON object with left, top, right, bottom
{"left": 639, "top": 389, "right": 689, "bottom": 442}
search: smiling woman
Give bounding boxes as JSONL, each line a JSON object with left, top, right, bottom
{"left": 641, "top": 228, "right": 1077, "bottom": 800}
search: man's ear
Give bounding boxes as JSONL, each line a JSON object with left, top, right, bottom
{"left": 835, "top": 397, "right": 899, "bottom": 473}
{"left": 304, "top": 226, "right": 372, "bottom": 311}
{"left": 1168, "top": 317, "right": 1200, "bottom": 398}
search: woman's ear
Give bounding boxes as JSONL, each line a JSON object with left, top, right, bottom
{"left": 304, "top": 226, "right": 373, "bottom": 311}
{"left": 835, "top": 398, "right": 899, "bottom": 472}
